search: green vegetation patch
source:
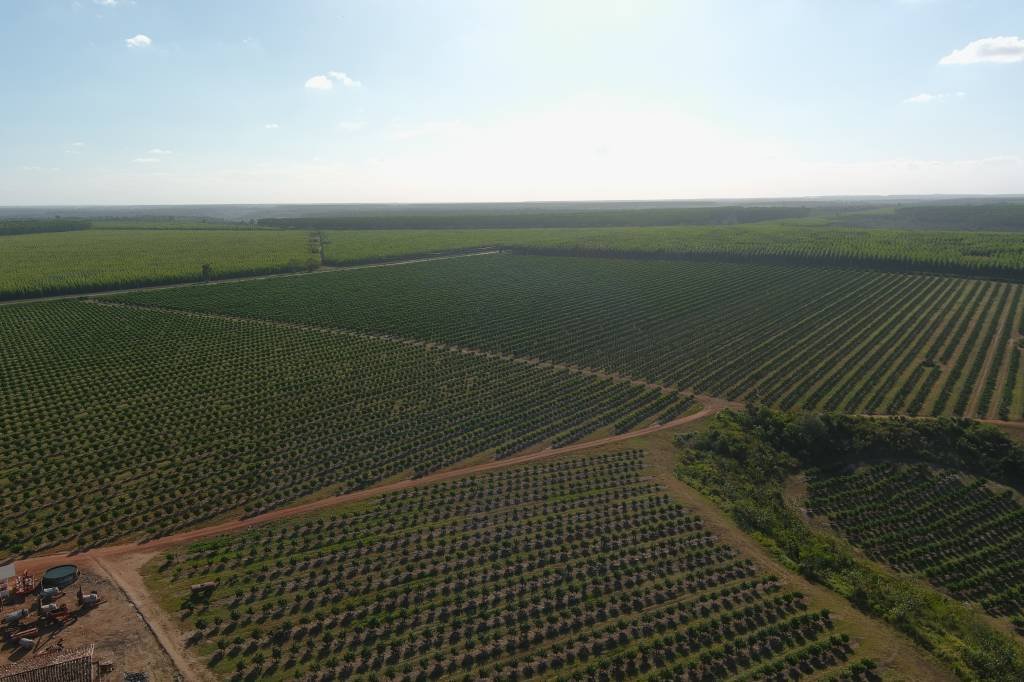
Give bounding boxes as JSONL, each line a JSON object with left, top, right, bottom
{"left": 0, "top": 301, "right": 660, "bottom": 555}
{"left": 151, "top": 451, "right": 867, "bottom": 681}
{"left": 117, "top": 255, "right": 1024, "bottom": 420}
{"left": 676, "top": 408, "right": 1024, "bottom": 681}
{"left": 0, "top": 229, "right": 315, "bottom": 299}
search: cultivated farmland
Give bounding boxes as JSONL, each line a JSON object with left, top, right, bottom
{"left": 150, "top": 451, "right": 872, "bottom": 681}
{"left": 320, "top": 223, "right": 1024, "bottom": 281}
{"left": 0, "top": 228, "right": 315, "bottom": 299}
{"left": 119, "top": 254, "right": 1024, "bottom": 420}
{"left": 0, "top": 300, "right": 669, "bottom": 556}
{"left": 807, "top": 463, "right": 1024, "bottom": 629}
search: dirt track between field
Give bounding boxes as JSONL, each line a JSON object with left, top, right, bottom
{"left": 16, "top": 399, "right": 726, "bottom": 572}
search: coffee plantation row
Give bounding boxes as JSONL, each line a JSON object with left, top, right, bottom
{"left": 0, "top": 301, "right": 674, "bottom": 556}
{"left": 807, "top": 463, "right": 1024, "bottom": 629}
{"left": 150, "top": 452, "right": 873, "bottom": 681}
{"left": 118, "top": 255, "right": 1024, "bottom": 420}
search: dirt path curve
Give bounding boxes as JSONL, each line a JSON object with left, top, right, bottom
{"left": 0, "top": 249, "right": 500, "bottom": 307}
{"left": 37, "top": 402, "right": 725, "bottom": 562}
{"left": 17, "top": 401, "right": 727, "bottom": 572}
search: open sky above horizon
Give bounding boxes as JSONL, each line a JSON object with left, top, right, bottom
{"left": 2, "top": 0, "right": 1023, "bottom": 205}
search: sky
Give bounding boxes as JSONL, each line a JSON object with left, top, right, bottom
{"left": 1, "top": 0, "right": 1023, "bottom": 205}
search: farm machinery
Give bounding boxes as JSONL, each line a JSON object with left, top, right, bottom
{"left": 0, "top": 569, "right": 103, "bottom": 654}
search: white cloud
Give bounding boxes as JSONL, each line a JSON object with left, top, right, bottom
{"left": 133, "top": 157, "right": 159, "bottom": 163}
{"left": 264, "top": 123, "right": 280, "bottom": 129}
{"left": 940, "top": 36, "right": 1024, "bottom": 64}
{"left": 71, "top": 141, "right": 86, "bottom": 147}
{"left": 903, "top": 91, "right": 966, "bottom": 104}
{"left": 328, "top": 70, "right": 361, "bottom": 88}
{"left": 95, "top": 0, "right": 119, "bottom": 5}
{"left": 125, "top": 34, "right": 152, "bottom": 48}
{"left": 147, "top": 148, "right": 173, "bottom": 155}
{"left": 305, "top": 70, "right": 362, "bottom": 90}
{"left": 304, "top": 74, "right": 333, "bottom": 90}
{"left": 337, "top": 120, "right": 365, "bottom": 132}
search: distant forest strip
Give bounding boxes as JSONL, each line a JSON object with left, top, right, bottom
{"left": 0, "top": 219, "right": 91, "bottom": 236}
{"left": 322, "top": 224, "right": 1024, "bottom": 283}
{"left": 837, "top": 203, "right": 1024, "bottom": 232}
{"left": 258, "top": 205, "right": 813, "bottom": 230}
{"left": 258, "top": 202, "right": 1024, "bottom": 232}
{"left": 511, "top": 244, "right": 1024, "bottom": 283}
{"left": 90, "top": 219, "right": 269, "bottom": 231}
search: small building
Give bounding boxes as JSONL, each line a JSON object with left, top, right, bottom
{"left": 0, "top": 644, "right": 94, "bottom": 682}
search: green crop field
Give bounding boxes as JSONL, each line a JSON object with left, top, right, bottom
{"left": 807, "top": 463, "right": 1024, "bottom": 630}
{"left": 321, "top": 223, "right": 1024, "bottom": 281}
{"left": 0, "top": 228, "right": 315, "bottom": 299}
{"left": 118, "top": 254, "right": 1024, "bottom": 420}
{"left": 148, "top": 451, "right": 873, "bottom": 682}
{"left": 0, "top": 300, "right": 669, "bottom": 556}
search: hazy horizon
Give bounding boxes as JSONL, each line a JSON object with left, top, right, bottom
{"left": 3, "top": 0, "right": 1024, "bottom": 204}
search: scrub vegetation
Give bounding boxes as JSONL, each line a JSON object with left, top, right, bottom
{"left": 676, "top": 407, "right": 1024, "bottom": 681}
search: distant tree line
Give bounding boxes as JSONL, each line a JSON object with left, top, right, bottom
{"left": 837, "top": 203, "right": 1024, "bottom": 231}
{"left": 0, "top": 219, "right": 91, "bottom": 236}
{"left": 257, "top": 206, "right": 812, "bottom": 230}
{"left": 509, "top": 244, "right": 1024, "bottom": 283}
{"left": 711, "top": 407, "right": 1024, "bottom": 487}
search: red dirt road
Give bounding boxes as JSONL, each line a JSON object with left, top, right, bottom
{"left": 16, "top": 399, "right": 726, "bottom": 572}
{"left": 8, "top": 400, "right": 725, "bottom": 681}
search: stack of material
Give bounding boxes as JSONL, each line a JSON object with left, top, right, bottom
{"left": 0, "top": 644, "right": 95, "bottom": 682}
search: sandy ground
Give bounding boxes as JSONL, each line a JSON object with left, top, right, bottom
{"left": 1, "top": 566, "right": 178, "bottom": 681}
